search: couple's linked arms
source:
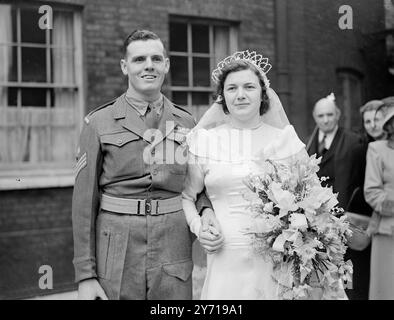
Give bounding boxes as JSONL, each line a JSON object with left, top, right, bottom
{"left": 182, "top": 149, "right": 224, "bottom": 253}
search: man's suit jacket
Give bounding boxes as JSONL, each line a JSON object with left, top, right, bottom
{"left": 307, "top": 127, "right": 365, "bottom": 209}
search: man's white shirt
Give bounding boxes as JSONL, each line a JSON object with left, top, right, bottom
{"left": 318, "top": 125, "right": 338, "bottom": 151}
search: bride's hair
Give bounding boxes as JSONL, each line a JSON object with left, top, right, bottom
{"left": 214, "top": 60, "right": 270, "bottom": 115}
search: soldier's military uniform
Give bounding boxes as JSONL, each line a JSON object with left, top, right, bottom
{"left": 72, "top": 93, "right": 208, "bottom": 299}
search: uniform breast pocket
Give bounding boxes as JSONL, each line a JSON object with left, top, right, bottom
{"left": 166, "top": 132, "right": 188, "bottom": 175}
{"left": 101, "top": 131, "right": 143, "bottom": 177}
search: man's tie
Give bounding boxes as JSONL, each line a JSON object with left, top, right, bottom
{"left": 145, "top": 104, "right": 160, "bottom": 129}
{"left": 318, "top": 134, "right": 327, "bottom": 156}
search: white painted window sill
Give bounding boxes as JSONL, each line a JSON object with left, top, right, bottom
{"left": 0, "top": 168, "right": 75, "bottom": 190}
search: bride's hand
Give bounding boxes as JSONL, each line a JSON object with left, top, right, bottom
{"left": 201, "top": 208, "right": 222, "bottom": 234}
{"left": 199, "top": 208, "right": 224, "bottom": 253}
{"left": 199, "top": 229, "right": 224, "bottom": 254}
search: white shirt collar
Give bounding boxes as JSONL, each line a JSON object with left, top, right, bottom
{"left": 318, "top": 125, "right": 338, "bottom": 150}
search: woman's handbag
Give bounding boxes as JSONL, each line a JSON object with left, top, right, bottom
{"left": 345, "top": 211, "right": 371, "bottom": 251}
{"left": 344, "top": 187, "right": 372, "bottom": 251}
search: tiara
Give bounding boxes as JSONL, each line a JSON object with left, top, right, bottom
{"left": 211, "top": 50, "right": 272, "bottom": 88}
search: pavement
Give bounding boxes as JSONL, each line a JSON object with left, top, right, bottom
{"left": 27, "top": 291, "right": 78, "bottom": 300}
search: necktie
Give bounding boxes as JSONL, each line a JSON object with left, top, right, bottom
{"left": 318, "top": 134, "right": 327, "bottom": 156}
{"left": 145, "top": 104, "right": 160, "bottom": 129}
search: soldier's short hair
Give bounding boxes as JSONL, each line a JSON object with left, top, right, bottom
{"left": 123, "top": 29, "right": 167, "bottom": 58}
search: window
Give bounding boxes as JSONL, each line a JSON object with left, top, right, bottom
{"left": 0, "top": 3, "right": 83, "bottom": 188}
{"left": 336, "top": 69, "right": 363, "bottom": 130}
{"left": 169, "top": 18, "right": 238, "bottom": 119}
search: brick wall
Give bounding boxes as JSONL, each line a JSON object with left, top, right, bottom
{"left": 0, "top": 188, "right": 75, "bottom": 299}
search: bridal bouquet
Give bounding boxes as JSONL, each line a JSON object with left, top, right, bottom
{"left": 243, "top": 153, "right": 353, "bottom": 300}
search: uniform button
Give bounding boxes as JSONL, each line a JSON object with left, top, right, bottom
{"left": 152, "top": 169, "right": 158, "bottom": 175}
{"left": 151, "top": 148, "right": 155, "bottom": 155}
{"left": 117, "top": 139, "right": 123, "bottom": 145}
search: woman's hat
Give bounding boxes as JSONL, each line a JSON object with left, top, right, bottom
{"left": 359, "top": 100, "right": 383, "bottom": 114}
{"left": 380, "top": 97, "right": 394, "bottom": 131}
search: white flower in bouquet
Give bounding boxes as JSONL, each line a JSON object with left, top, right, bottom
{"left": 270, "top": 182, "right": 298, "bottom": 218}
{"left": 289, "top": 213, "right": 308, "bottom": 231}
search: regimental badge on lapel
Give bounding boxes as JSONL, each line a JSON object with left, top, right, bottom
{"left": 173, "top": 126, "right": 191, "bottom": 146}
{"left": 174, "top": 126, "right": 191, "bottom": 135}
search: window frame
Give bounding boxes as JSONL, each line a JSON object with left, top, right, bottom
{"left": 168, "top": 16, "right": 238, "bottom": 111}
{"left": 0, "top": 2, "right": 85, "bottom": 190}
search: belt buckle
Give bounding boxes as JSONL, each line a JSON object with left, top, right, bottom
{"left": 145, "top": 199, "right": 152, "bottom": 215}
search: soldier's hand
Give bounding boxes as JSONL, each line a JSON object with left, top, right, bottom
{"left": 77, "top": 278, "right": 108, "bottom": 300}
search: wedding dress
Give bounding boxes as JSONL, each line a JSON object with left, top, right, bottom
{"left": 182, "top": 122, "right": 305, "bottom": 299}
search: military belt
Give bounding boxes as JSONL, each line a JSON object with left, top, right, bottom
{"left": 100, "top": 194, "right": 183, "bottom": 215}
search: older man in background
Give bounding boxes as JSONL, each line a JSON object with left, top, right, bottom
{"left": 307, "top": 93, "right": 365, "bottom": 208}
{"left": 306, "top": 93, "right": 368, "bottom": 299}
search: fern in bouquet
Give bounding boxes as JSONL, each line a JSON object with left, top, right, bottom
{"left": 243, "top": 153, "right": 353, "bottom": 300}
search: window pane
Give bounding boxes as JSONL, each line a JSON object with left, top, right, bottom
{"left": 0, "top": 5, "right": 15, "bottom": 43}
{"left": 53, "top": 11, "right": 74, "bottom": 48}
{"left": 21, "top": 8, "right": 46, "bottom": 44}
{"left": 52, "top": 11, "right": 75, "bottom": 84}
{"left": 52, "top": 48, "right": 75, "bottom": 84}
{"left": 192, "top": 92, "right": 209, "bottom": 106}
{"left": 214, "top": 26, "right": 229, "bottom": 63}
{"left": 170, "top": 22, "right": 187, "bottom": 52}
{"left": 22, "top": 47, "right": 47, "bottom": 82}
{"left": 170, "top": 56, "right": 188, "bottom": 86}
{"left": 172, "top": 91, "right": 188, "bottom": 106}
{"left": 193, "top": 57, "right": 210, "bottom": 86}
{"left": 10, "top": 6, "right": 16, "bottom": 42}
{"left": 53, "top": 88, "right": 72, "bottom": 108}
{"left": 22, "top": 88, "right": 51, "bottom": 107}
{"left": 0, "top": 45, "right": 17, "bottom": 81}
{"left": 192, "top": 24, "right": 209, "bottom": 53}
{"left": 7, "top": 87, "right": 17, "bottom": 106}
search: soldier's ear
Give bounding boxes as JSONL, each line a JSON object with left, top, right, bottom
{"left": 164, "top": 57, "right": 170, "bottom": 74}
{"left": 120, "top": 59, "right": 128, "bottom": 76}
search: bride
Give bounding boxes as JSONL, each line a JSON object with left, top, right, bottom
{"left": 182, "top": 51, "right": 347, "bottom": 299}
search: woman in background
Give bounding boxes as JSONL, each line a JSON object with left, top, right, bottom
{"left": 364, "top": 99, "right": 394, "bottom": 300}
{"left": 345, "top": 100, "right": 385, "bottom": 300}
{"left": 360, "top": 100, "right": 386, "bottom": 142}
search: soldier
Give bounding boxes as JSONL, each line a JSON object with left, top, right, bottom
{"left": 72, "top": 30, "right": 222, "bottom": 300}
